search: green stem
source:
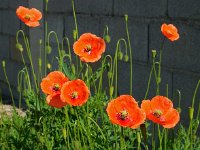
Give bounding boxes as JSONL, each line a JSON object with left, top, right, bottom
{"left": 47, "top": 31, "right": 62, "bottom": 70}
{"left": 144, "top": 64, "right": 154, "bottom": 99}
{"left": 124, "top": 15, "right": 133, "bottom": 95}
{"left": 2, "top": 61, "right": 14, "bottom": 106}
{"left": 62, "top": 37, "right": 72, "bottom": 62}
{"left": 111, "top": 39, "right": 128, "bottom": 97}
{"left": 191, "top": 79, "right": 200, "bottom": 108}
{"left": 44, "top": 0, "right": 48, "bottom": 76}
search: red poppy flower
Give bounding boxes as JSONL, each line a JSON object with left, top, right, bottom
{"left": 60, "top": 79, "right": 90, "bottom": 106}
{"left": 46, "top": 94, "right": 67, "bottom": 108}
{"left": 141, "top": 95, "right": 180, "bottom": 128}
{"left": 40, "top": 71, "right": 69, "bottom": 96}
{"left": 16, "top": 6, "right": 42, "bottom": 27}
{"left": 73, "top": 33, "right": 106, "bottom": 62}
{"left": 40, "top": 71, "right": 69, "bottom": 108}
{"left": 161, "top": 23, "right": 179, "bottom": 41}
{"left": 106, "top": 95, "right": 146, "bottom": 129}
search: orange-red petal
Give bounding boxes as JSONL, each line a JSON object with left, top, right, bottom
{"left": 60, "top": 79, "right": 90, "bottom": 106}
{"left": 141, "top": 95, "right": 180, "bottom": 128}
{"left": 161, "top": 23, "right": 179, "bottom": 41}
{"left": 162, "top": 108, "right": 180, "bottom": 128}
{"left": 106, "top": 95, "right": 146, "bottom": 128}
{"left": 73, "top": 33, "right": 106, "bottom": 62}
{"left": 46, "top": 94, "right": 67, "bottom": 108}
{"left": 40, "top": 71, "right": 69, "bottom": 95}
{"left": 16, "top": 6, "right": 42, "bottom": 27}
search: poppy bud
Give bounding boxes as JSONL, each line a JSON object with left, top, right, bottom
{"left": 118, "top": 51, "right": 123, "bottom": 60}
{"left": 46, "top": 45, "right": 52, "bottom": 54}
{"left": 124, "top": 55, "right": 129, "bottom": 62}
{"left": 38, "top": 58, "right": 42, "bottom": 67}
{"left": 177, "top": 107, "right": 181, "bottom": 113}
{"left": 109, "top": 86, "right": 114, "bottom": 97}
{"left": 17, "top": 86, "right": 21, "bottom": 92}
{"left": 16, "top": 43, "right": 23, "bottom": 52}
{"left": 62, "top": 128, "right": 67, "bottom": 141}
{"left": 47, "top": 63, "right": 52, "bottom": 70}
{"left": 107, "top": 71, "right": 112, "bottom": 79}
{"left": 152, "top": 50, "right": 157, "bottom": 58}
{"left": 137, "top": 132, "right": 141, "bottom": 143}
{"left": 189, "top": 107, "right": 194, "bottom": 121}
{"left": 73, "top": 30, "right": 77, "bottom": 41}
{"left": 39, "top": 39, "right": 42, "bottom": 45}
{"left": 71, "top": 64, "right": 76, "bottom": 75}
{"left": 70, "top": 107, "right": 75, "bottom": 115}
{"left": 104, "top": 35, "right": 111, "bottom": 43}
{"left": 2, "top": 60, "right": 5, "bottom": 68}
{"left": 61, "top": 50, "right": 66, "bottom": 57}
{"left": 124, "top": 14, "right": 128, "bottom": 21}
{"left": 157, "top": 77, "right": 161, "bottom": 84}
{"left": 106, "top": 62, "right": 110, "bottom": 71}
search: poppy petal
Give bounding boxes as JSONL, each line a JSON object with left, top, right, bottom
{"left": 46, "top": 94, "right": 67, "bottom": 108}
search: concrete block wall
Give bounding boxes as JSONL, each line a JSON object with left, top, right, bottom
{"left": 0, "top": 0, "right": 29, "bottom": 102}
{"left": 1, "top": 0, "right": 200, "bottom": 122}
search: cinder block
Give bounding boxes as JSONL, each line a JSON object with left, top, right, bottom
{"left": 0, "top": 35, "right": 9, "bottom": 60}
{"left": 65, "top": 15, "right": 100, "bottom": 42}
{"left": 9, "top": 36, "right": 29, "bottom": 63}
{"left": 99, "top": 16, "right": 148, "bottom": 63}
{"left": 75, "top": 0, "right": 112, "bottom": 15}
{"left": 48, "top": 0, "right": 72, "bottom": 13}
{"left": 0, "top": 60, "right": 25, "bottom": 88}
{"left": 114, "top": 0, "right": 167, "bottom": 17}
{"left": 0, "top": 0, "right": 9, "bottom": 8}
{"left": 2, "top": 10, "right": 20, "bottom": 35}
{"left": 173, "top": 71, "right": 200, "bottom": 125}
{"left": 168, "top": 0, "right": 200, "bottom": 19}
{"left": 149, "top": 22, "right": 200, "bottom": 73}
{"left": 0, "top": 80, "right": 19, "bottom": 104}
{"left": 47, "top": 14, "right": 64, "bottom": 44}
{"left": 117, "top": 62, "right": 172, "bottom": 102}
{"left": 0, "top": 10, "right": 2, "bottom": 32}
{"left": 9, "top": 0, "right": 28, "bottom": 9}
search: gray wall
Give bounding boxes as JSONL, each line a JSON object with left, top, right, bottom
{"left": 1, "top": 0, "right": 200, "bottom": 122}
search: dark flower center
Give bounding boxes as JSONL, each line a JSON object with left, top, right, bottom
{"left": 24, "top": 14, "right": 31, "bottom": 21}
{"left": 153, "top": 110, "right": 163, "bottom": 118}
{"left": 53, "top": 84, "right": 60, "bottom": 91}
{"left": 84, "top": 45, "right": 92, "bottom": 54}
{"left": 71, "top": 91, "right": 78, "bottom": 99}
{"left": 117, "top": 110, "right": 128, "bottom": 121}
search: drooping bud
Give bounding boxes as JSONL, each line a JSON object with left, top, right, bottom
{"left": 157, "top": 77, "right": 161, "bottom": 84}
{"left": 107, "top": 71, "right": 113, "bottom": 79}
{"left": 124, "top": 14, "right": 128, "bottom": 22}
{"left": 152, "top": 50, "right": 157, "bottom": 58}
{"left": 73, "top": 29, "right": 77, "bottom": 41}
{"left": 118, "top": 51, "right": 123, "bottom": 60}
{"left": 38, "top": 58, "right": 42, "bottom": 67}
{"left": 46, "top": 45, "right": 52, "bottom": 54}
{"left": 124, "top": 55, "right": 129, "bottom": 62}
{"left": 39, "top": 39, "right": 42, "bottom": 45}
{"left": 109, "top": 86, "right": 114, "bottom": 97}
{"left": 71, "top": 64, "right": 75, "bottom": 75}
{"left": 16, "top": 43, "right": 23, "bottom": 52}
{"left": 189, "top": 107, "right": 194, "bottom": 121}
{"left": 62, "top": 128, "right": 67, "bottom": 141}
{"left": 61, "top": 50, "right": 66, "bottom": 57}
{"left": 137, "top": 132, "right": 141, "bottom": 143}
{"left": 2, "top": 60, "right": 5, "bottom": 68}
{"left": 104, "top": 35, "right": 111, "bottom": 43}
{"left": 47, "top": 63, "right": 52, "bottom": 70}
{"left": 177, "top": 107, "right": 181, "bottom": 113}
